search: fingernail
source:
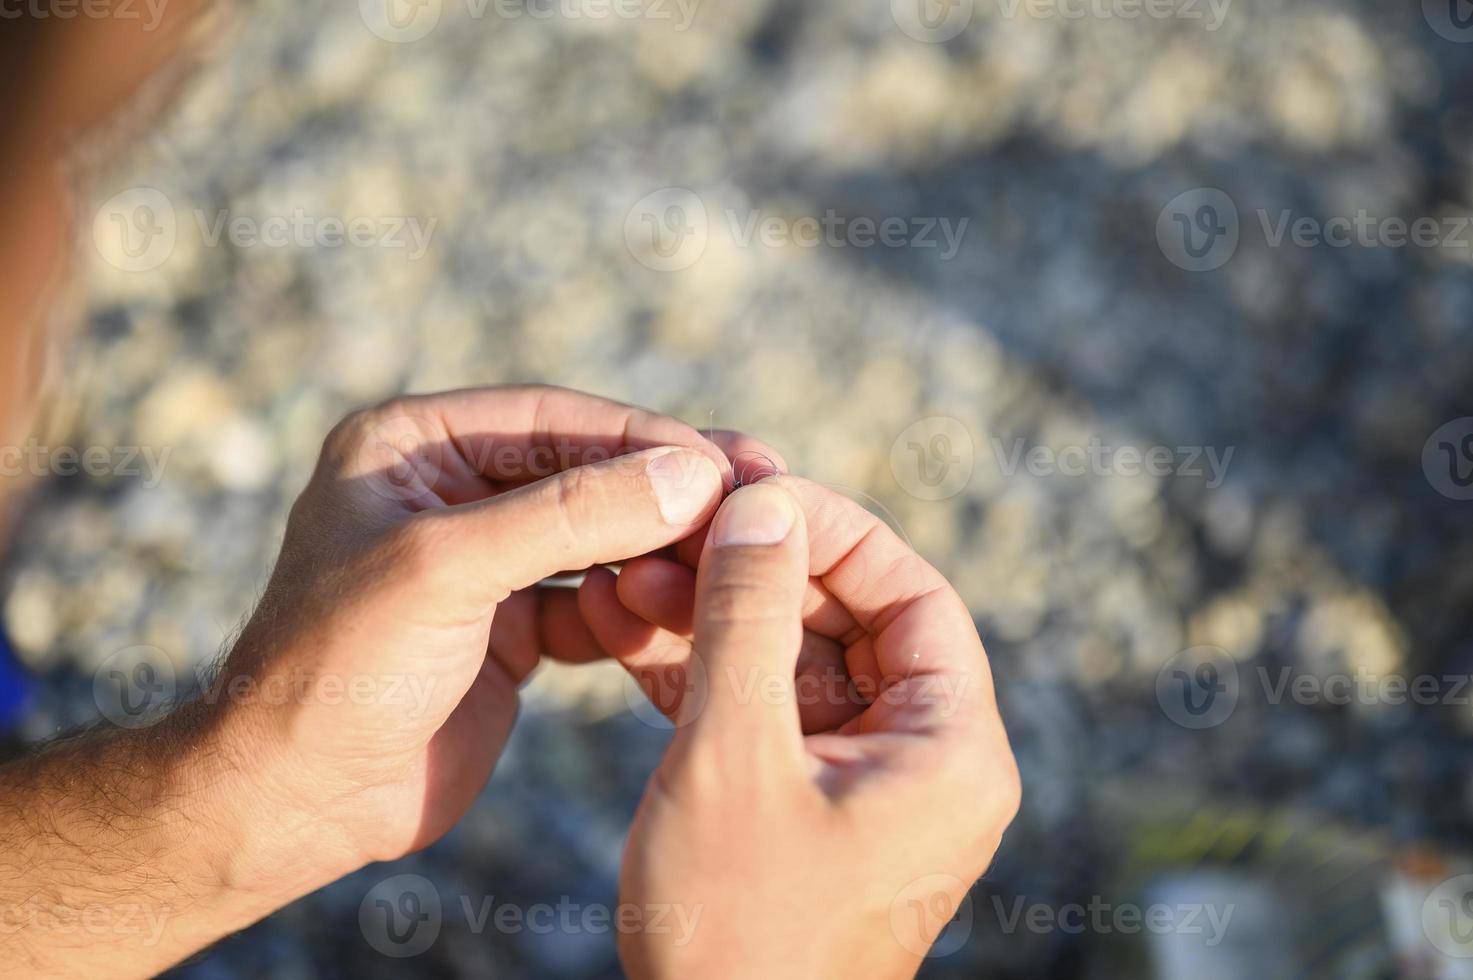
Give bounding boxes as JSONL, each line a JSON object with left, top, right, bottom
{"left": 713, "top": 485, "right": 794, "bottom": 547}
{"left": 647, "top": 449, "right": 718, "bottom": 526}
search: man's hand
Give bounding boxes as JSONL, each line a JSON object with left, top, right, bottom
{"left": 0, "top": 385, "right": 732, "bottom": 978}
{"left": 609, "top": 479, "right": 1021, "bottom": 978}
{"left": 210, "top": 386, "right": 729, "bottom": 873}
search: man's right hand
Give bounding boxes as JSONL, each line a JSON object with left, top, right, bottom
{"left": 601, "top": 478, "right": 1021, "bottom": 978}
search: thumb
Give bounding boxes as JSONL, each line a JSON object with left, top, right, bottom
{"left": 681, "top": 482, "right": 809, "bottom": 770}
{"left": 420, "top": 446, "right": 725, "bottom": 601}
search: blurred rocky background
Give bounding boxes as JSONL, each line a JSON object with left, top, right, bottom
{"left": 3, "top": 0, "right": 1473, "bottom": 975}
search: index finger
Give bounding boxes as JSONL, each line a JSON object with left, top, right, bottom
{"left": 340, "top": 385, "right": 735, "bottom": 510}
{"left": 418, "top": 384, "right": 733, "bottom": 485}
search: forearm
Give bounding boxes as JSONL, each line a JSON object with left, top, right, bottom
{"left": 0, "top": 706, "right": 352, "bottom": 978}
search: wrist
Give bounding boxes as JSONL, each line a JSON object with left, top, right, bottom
{"left": 0, "top": 708, "right": 360, "bottom": 978}
{"left": 164, "top": 700, "right": 367, "bottom": 918}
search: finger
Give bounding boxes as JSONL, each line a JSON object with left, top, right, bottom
{"left": 424, "top": 656, "right": 519, "bottom": 847}
{"left": 791, "top": 642, "right": 864, "bottom": 734}
{"left": 616, "top": 555, "right": 697, "bottom": 635}
{"left": 532, "top": 588, "right": 607, "bottom": 664}
{"left": 432, "top": 385, "right": 733, "bottom": 484}
{"left": 683, "top": 483, "right": 809, "bottom": 766}
{"left": 670, "top": 475, "right": 987, "bottom": 722}
{"left": 347, "top": 385, "right": 734, "bottom": 507}
{"left": 487, "top": 587, "right": 612, "bottom": 684}
{"left": 613, "top": 555, "right": 863, "bottom": 732}
{"left": 706, "top": 429, "right": 787, "bottom": 488}
{"left": 597, "top": 559, "right": 863, "bottom": 732}
{"left": 773, "top": 477, "right": 996, "bottom": 738}
{"left": 424, "top": 445, "right": 724, "bottom": 600}
{"left": 578, "top": 567, "right": 696, "bottom": 721}
{"left": 623, "top": 549, "right": 858, "bottom": 643}
{"left": 487, "top": 589, "right": 541, "bottom": 682}
{"left": 773, "top": 476, "right": 976, "bottom": 675}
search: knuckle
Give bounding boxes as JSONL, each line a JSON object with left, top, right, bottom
{"left": 320, "top": 407, "right": 374, "bottom": 462}
{"left": 549, "top": 464, "right": 605, "bottom": 532}
{"left": 993, "top": 750, "right": 1023, "bottom": 824}
{"left": 320, "top": 400, "right": 409, "bottom": 467}
{"left": 956, "top": 727, "right": 1022, "bottom": 825}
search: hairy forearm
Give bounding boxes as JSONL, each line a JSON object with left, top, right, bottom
{"left": 0, "top": 705, "right": 349, "bottom": 977}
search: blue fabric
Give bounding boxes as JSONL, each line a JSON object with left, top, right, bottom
{"left": 0, "top": 627, "right": 32, "bottom": 731}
